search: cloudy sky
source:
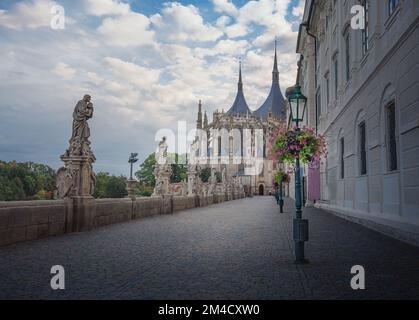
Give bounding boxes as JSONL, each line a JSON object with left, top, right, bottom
{"left": 0, "top": 0, "right": 304, "bottom": 175}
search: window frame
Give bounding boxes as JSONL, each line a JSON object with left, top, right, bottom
{"left": 358, "top": 121, "right": 367, "bottom": 176}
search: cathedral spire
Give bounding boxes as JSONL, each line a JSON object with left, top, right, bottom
{"left": 253, "top": 40, "right": 285, "bottom": 120}
{"left": 196, "top": 100, "right": 202, "bottom": 129}
{"left": 238, "top": 59, "right": 243, "bottom": 90}
{"left": 226, "top": 59, "right": 251, "bottom": 115}
{"left": 203, "top": 111, "right": 208, "bottom": 128}
{"left": 273, "top": 37, "right": 279, "bottom": 83}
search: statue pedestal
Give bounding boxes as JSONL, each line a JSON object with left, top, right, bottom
{"left": 58, "top": 155, "right": 96, "bottom": 198}
{"left": 153, "top": 164, "right": 172, "bottom": 196}
{"left": 126, "top": 179, "right": 137, "bottom": 199}
{"left": 57, "top": 154, "right": 96, "bottom": 233}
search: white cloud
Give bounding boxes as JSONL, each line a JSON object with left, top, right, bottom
{"left": 98, "top": 12, "right": 155, "bottom": 47}
{"left": 0, "top": 0, "right": 58, "bottom": 30}
{"left": 215, "top": 15, "right": 231, "bottom": 28}
{"left": 103, "top": 57, "right": 161, "bottom": 88}
{"left": 0, "top": 0, "right": 300, "bottom": 175}
{"left": 224, "top": 0, "right": 293, "bottom": 39}
{"left": 292, "top": 0, "right": 305, "bottom": 20}
{"left": 194, "top": 39, "right": 249, "bottom": 58}
{"left": 85, "top": 0, "right": 130, "bottom": 16}
{"left": 51, "top": 62, "right": 76, "bottom": 80}
{"left": 212, "top": 0, "right": 238, "bottom": 16}
{"left": 156, "top": 2, "right": 223, "bottom": 42}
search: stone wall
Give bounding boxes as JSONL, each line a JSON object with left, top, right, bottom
{"left": 0, "top": 193, "right": 244, "bottom": 247}
{"left": 0, "top": 200, "right": 68, "bottom": 246}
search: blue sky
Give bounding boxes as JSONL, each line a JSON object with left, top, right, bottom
{"left": 0, "top": 0, "right": 305, "bottom": 175}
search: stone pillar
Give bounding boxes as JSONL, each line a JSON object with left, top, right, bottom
{"left": 126, "top": 179, "right": 137, "bottom": 200}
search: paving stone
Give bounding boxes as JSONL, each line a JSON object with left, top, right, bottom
{"left": 0, "top": 197, "right": 418, "bottom": 299}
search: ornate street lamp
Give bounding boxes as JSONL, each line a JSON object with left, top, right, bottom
{"left": 288, "top": 84, "right": 307, "bottom": 128}
{"left": 128, "top": 153, "right": 139, "bottom": 180}
{"left": 287, "top": 83, "right": 309, "bottom": 264}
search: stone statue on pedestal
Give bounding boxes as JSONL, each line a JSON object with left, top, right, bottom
{"left": 152, "top": 137, "right": 172, "bottom": 196}
{"left": 57, "top": 95, "right": 96, "bottom": 199}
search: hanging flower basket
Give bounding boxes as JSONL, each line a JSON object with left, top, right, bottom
{"left": 274, "top": 170, "right": 290, "bottom": 184}
{"left": 270, "top": 126, "right": 327, "bottom": 168}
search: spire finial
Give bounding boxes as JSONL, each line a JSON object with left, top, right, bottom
{"left": 239, "top": 58, "right": 242, "bottom": 84}
{"left": 273, "top": 37, "right": 278, "bottom": 72}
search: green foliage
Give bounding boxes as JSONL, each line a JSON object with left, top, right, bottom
{"left": 200, "top": 167, "right": 211, "bottom": 183}
{"left": 135, "top": 153, "right": 156, "bottom": 186}
{"left": 0, "top": 160, "right": 56, "bottom": 201}
{"left": 134, "top": 152, "right": 188, "bottom": 196}
{"left": 274, "top": 170, "right": 290, "bottom": 184}
{"left": 93, "top": 172, "right": 127, "bottom": 199}
{"left": 170, "top": 153, "right": 187, "bottom": 183}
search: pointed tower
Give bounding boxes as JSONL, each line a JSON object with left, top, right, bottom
{"left": 226, "top": 60, "right": 251, "bottom": 115}
{"left": 253, "top": 40, "right": 286, "bottom": 119}
{"left": 203, "top": 111, "right": 208, "bottom": 128}
{"left": 196, "top": 100, "right": 203, "bottom": 129}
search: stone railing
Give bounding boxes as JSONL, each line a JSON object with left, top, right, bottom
{"left": 0, "top": 193, "right": 244, "bottom": 247}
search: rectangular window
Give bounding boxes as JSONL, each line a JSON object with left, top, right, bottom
{"left": 340, "top": 137, "right": 345, "bottom": 179}
{"left": 387, "top": 103, "right": 398, "bottom": 171}
{"left": 326, "top": 75, "right": 330, "bottom": 105}
{"left": 334, "top": 57, "right": 338, "bottom": 98}
{"left": 345, "top": 33, "right": 350, "bottom": 81}
{"left": 359, "top": 122, "right": 367, "bottom": 175}
{"left": 316, "top": 89, "right": 321, "bottom": 121}
{"left": 362, "top": 0, "right": 369, "bottom": 55}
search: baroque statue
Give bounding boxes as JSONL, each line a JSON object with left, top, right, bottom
{"left": 57, "top": 94, "right": 96, "bottom": 199}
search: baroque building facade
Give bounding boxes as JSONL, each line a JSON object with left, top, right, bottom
{"left": 295, "top": 0, "right": 419, "bottom": 236}
{"left": 192, "top": 43, "right": 288, "bottom": 196}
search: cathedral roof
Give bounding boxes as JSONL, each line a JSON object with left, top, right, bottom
{"left": 253, "top": 41, "right": 286, "bottom": 120}
{"left": 226, "top": 61, "right": 251, "bottom": 115}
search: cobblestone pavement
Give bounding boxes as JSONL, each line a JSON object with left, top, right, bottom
{"left": 1, "top": 196, "right": 419, "bottom": 299}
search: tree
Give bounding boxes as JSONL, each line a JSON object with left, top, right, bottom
{"left": 200, "top": 167, "right": 211, "bottom": 183}
{"left": 0, "top": 160, "right": 56, "bottom": 201}
{"left": 135, "top": 153, "right": 156, "bottom": 186}
{"left": 93, "top": 172, "right": 128, "bottom": 199}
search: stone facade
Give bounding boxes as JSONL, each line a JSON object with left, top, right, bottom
{"left": 295, "top": 0, "right": 419, "bottom": 229}
{"left": 190, "top": 46, "right": 288, "bottom": 196}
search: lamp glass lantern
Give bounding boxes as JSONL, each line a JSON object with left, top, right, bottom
{"left": 288, "top": 85, "right": 307, "bottom": 126}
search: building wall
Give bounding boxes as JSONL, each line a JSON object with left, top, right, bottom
{"left": 298, "top": 0, "right": 419, "bottom": 227}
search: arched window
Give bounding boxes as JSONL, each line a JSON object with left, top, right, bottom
{"left": 355, "top": 110, "right": 367, "bottom": 176}
{"left": 380, "top": 84, "right": 398, "bottom": 172}
{"left": 338, "top": 129, "right": 345, "bottom": 179}
{"left": 386, "top": 102, "right": 397, "bottom": 171}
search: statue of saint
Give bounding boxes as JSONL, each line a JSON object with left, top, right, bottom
{"left": 67, "top": 94, "right": 94, "bottom": 157}
{"left": 156, "top": 136, "right": 168, "bottom": 165}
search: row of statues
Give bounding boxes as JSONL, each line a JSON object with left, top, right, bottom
{"left": 56, "top": 95, "right": 245, "bottom": 200}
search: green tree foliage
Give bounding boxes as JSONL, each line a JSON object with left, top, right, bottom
{"left": 0, "top": 160, "right": 56, "bottom": 201}
{"left": 200, "top": 167, "right": 211, "bottom": 183}
{"left": 93, "top": 172, "right": 128, "bottom": 199}
{"left": 134, "top": 152, "right": 188, "bottom": 196}
{"left": 135, "top": 153, "right": 156, "bottom": 186}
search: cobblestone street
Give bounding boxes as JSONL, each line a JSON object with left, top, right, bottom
{"left": 1, "top": 196, "right": 419, "bottom": 299}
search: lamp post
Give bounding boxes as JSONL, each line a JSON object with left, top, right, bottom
{"left": 128, "top": 153, "right": 139, "bottom": 180}
{"left": 287, "top": 83, "right": 309, "bottom": 264}
{"left": 127, "top": 153, "right": 139, "bottom": 199}
{"left": 279, "top": 180, "right": 284, "bottom": 213}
